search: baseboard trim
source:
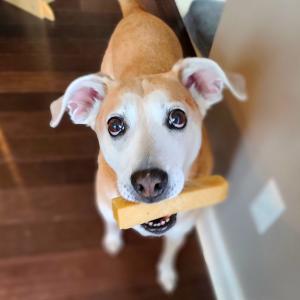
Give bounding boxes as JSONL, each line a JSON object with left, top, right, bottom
{"left": 196, "top": 209, "right": 245, "bottom": 300}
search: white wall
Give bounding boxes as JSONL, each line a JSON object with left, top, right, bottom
{"left": 202, "top": 0, "right": 300, "bottom": 299}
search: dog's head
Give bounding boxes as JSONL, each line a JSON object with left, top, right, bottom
{"left": 50, "top": 58, "right": 246, "bottom": 236}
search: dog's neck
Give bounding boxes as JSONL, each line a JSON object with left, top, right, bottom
{"left": 187, "top": 127, "right": 213, "bottom": 180}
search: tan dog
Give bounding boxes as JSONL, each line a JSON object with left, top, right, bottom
{"left": 50, "top": 0, "right": 246, "bottom": 292}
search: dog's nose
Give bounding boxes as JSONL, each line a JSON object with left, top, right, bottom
{"left": 131, "top": 168, "right": 168, "bottom": 201}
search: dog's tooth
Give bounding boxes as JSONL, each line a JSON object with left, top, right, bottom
{"left": 166, "top": 218, "right": 170, "bottom": 222}
{"left": 148, "top": 222, "right": 153, "bottom": 226}
{"left": 161, "top": 221, "right": 165, "bottom": 225}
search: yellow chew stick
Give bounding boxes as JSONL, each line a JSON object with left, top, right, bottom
{"left": 112, "top": 175, "right": 228, "bottom": 229}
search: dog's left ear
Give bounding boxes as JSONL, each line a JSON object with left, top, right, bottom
{"left": 172, "top": 58, "right": 247, "bottom": 114}
{"left": 50, "top": 73, "right": 112, "bottom": 128}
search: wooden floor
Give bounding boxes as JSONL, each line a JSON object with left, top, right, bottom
{"left": 0, "top": 1, "right": 215, "bottom": 299}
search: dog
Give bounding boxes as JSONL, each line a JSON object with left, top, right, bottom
{"left": 49, "top": 0, "right": 246, "bottom": 293}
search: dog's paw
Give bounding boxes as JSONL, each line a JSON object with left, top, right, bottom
{"left": 157, "top": 267, "right": 178, "bottom": 293}
{"left": 102, "top": 234, "right": 123, "bottom": 256}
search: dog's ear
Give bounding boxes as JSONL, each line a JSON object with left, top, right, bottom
{"left": 172, "top": 58, "right": 247, "bottom": 114}
{"left": 50, "top": 73, "right": 112, "bottom": 128}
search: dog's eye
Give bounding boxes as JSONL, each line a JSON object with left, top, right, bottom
{"left": 167, "top": 109, "right": 187, "bottom": 130}
{"left": 107, "top": 117, "right": 126, "bottom": 137}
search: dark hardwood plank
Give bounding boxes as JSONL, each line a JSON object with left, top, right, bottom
{"left": 0, "top": 184, "right": 95, "bottom": 225}
{"left": 0, "top": 219, "right": 104, "bottom": 259}
{"left": 0, "top": 71, "right": 82, "bottom": 93}
{"left": 0, "top": 234, "right": 213, "bottom": 300}
{"left": 0, "top": 158, "right": 97, "bottom": 189}
{"left": 0, "top": 93, "right": 61, "bottom": 112}
{"left": 2, "top": 134, "right": 98, "bottom": 162}
{"left": 0, "top": 23, "right": 115, "bottom": 39}
{"left": 0, "top": 10, "right": 119, "bottom": 26}
{"left": 51, "top": 0, "right": 121, "bottom": 13}
{"left": 0, "top": 164, "right": 16, "bottom": 189}
{"left": 0, "top": 112, "right": 88, "bottom": 138}
{"left": 18, "top": 158, "right": 97, "bottom": 187}
{"left": 0, "top": 38, "right": 108, "bottom": 55}
{"left": 0, "top": 53, "right": 101, "bottom": 72}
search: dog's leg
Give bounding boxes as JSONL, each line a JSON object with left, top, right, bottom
{"left": 96, "top": 198, "right": 124, "bottom": 256}
{"left": 102, "top": 217, "right": 123, "bottom": 256}
{"left": 157, "top": 233, "right": 186, "bottom": 293}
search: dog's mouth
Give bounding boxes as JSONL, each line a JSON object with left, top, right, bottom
{"left": 141, "top": 214, "right": 177, "bottom": 234}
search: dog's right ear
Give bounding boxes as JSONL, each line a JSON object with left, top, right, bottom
{"left": 50, "top": 73, "right": 112, "bottom": 128}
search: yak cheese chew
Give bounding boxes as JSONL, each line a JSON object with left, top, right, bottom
{"left": 112, "top": 175, "right": 228, "bottom": 229}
